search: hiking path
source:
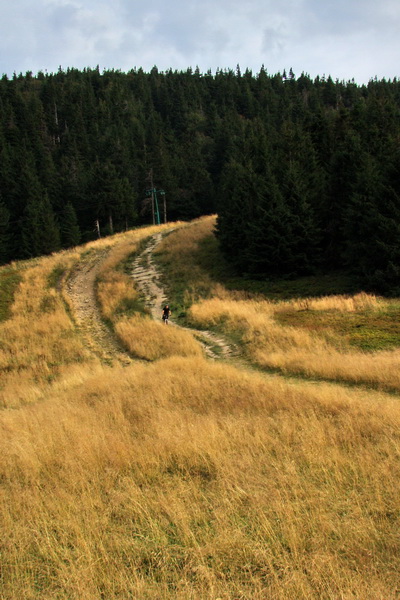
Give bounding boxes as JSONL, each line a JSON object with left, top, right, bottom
{"left": 65, "top": 248, "right": 133, "bottom": 366}
{"left": 130, "top": 232, "right": 237, "bottom": 360}
{"left": 64, "top": 231, "right": 237, "bottom": 364}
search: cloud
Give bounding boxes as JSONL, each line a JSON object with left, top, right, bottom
{"left": 0, "top": 0, "right": 398, "bottom": 82}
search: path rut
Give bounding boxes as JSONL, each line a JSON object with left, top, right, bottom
{"left": 131, "top": 233, "right": 237, "bottom": 360}
{"left": 66, "top": 249, "right": 133, "bottom": 366}
{"left": 64, "top": 232, "right": 237, "bottom": 364}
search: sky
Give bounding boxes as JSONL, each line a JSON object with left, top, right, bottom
{"left": 1, "top": 0, "right": 399, "bottom": 84}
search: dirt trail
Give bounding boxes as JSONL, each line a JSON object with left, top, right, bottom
{"left": 130, "top": 233, "right": 169, "bottom": 321}
{"left": 131, "top": 233, "right": 237, "bottom": 360}
{"left": 64, "top": 232, "right": 236, "bottom": 365}
{"left": 65, "top": 249, "right": 133, "bottom": 366}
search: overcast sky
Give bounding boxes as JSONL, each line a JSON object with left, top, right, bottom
{"left": 1, "top": 0, "right": 399, "bottom": 84}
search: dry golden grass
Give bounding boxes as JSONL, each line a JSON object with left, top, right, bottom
{"left": 275, "top": 291, "right": 380, "bottom": 313}
{"left": 189, "top": 297, "right": 400, "bottom": 391}
{"left": 97, "top": 268, "right": 139, "bottom": 320}
{"left": 95, "top": 233, "right": 149, "bottom": 324}
{"left": 0, "top": 228, "right": 140, "bottom": 408}
{"left": 115, "top": 316, "right": 203, "bottom": 360}
{"left": 93, "top": 221, "right": 203, "bottom": 361}
{"left": 156, "top": 216, "right": 217, "bottom": 305}
{"left": 0, "top": 221, "right": 191, "bottom": 408}
{"left": 0, "top": 252, "right": 93, "bottom": 408}
{"left": 197, "top": 288, "right": 380, "bottom": 315}
{"left": 1, "top": 218, "right": 400, "bottom": 599}
{"left": 1, "top": 356, "right": 399, "bottom": 599}
{"left": 96, "top": 225, "right": 168, "bottom": 320}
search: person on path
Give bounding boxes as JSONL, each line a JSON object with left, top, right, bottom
{"left": 162, "top": 304, "right": 171, "bottom": 324}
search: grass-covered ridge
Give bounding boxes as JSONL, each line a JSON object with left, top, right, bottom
{"left": 1, "top": 218, "right": 400, "bottom": 599}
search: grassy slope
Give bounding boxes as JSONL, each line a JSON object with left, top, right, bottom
{"left": 1, "top": 219, "right": 400, "bottom": 600}
{"left": 155, "top": 216, "right": 400, "bottom": 354}
{"left": 0, "top": 266, "right": 22, "bottom": 322}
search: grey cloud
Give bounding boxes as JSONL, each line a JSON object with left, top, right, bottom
{"left": 47, "top": 3, "right": 79, "bottom": 29}
{"left": 262, "top": 28, "right": 287, "bottom": 58}
{"left": 0, "top": 0, "right": 399, "bottom": 82}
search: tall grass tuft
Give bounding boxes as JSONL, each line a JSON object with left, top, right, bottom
{"left": 115, "top": 316, "right": 203, "bottom": 360}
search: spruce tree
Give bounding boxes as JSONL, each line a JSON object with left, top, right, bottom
{"left": 60, "top": 202, "right": 81, "bottom": 248}
{"left": 216, "top": 160, "right": 253, "bottom": 273}
{"left": 280, "top": 162, "right": 319, "bottom": 274}
{"left": 245, "top": 168, "right": 296, "bottom": 277}
{"left": 0, "top": 200, "right": 10, "bottom": 264}
{"left": 20, "top": 194, "right": 60, "bottom": 258}
{"left": 111, "top": 177, "right": 137, "bottom": 231}
{"left": 322, "top": 128, "right": 362, "bottom": 267}
{"left": 344, "top": 154, "right": 400, "bottom": 294}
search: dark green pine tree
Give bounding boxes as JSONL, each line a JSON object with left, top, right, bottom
{"left": 0, "top": 138, "right": 15, "bottom": 216}
{"left": 215, "top": 160, "right": 254, "bottom": 273}
{"left": 0, "top": 200, "right": 11, "bottom": 264}
{"left": 10, "top": 146, "right": 45, "bottom": 256}
{"left": 344, "top": 154, "right": 400, "bottom": 294}
{"left": 20, "top": 194, "right": 60, "bottom": 258}
{"left": 111, "top": 177, "right": 137, "bottom": 231}
{"left": 273, "top": 120, "right": 322, "bottom": 272}
{"left": 322, "top": 127, "right": 363, "bottom": 268}
{"left": 230, "top": 118, "right": 317, "bottom": 278}
{"left": 40, "top": 195, "right": 61, "bottom": 255}
{"left": 210, "top": 113, "right": 242, "bottom": 190}
{"left": 20, "top": 196, "right": 45, "bottom": 258}
{"left": 173, "top": 139, "right": 215, "bottom": 220}
{"left": 60, "top": 202, "right": 81, "bottom": 248}
{"left": 87, "top": 160, "right": 118, "bottom": 231}
{"left": 58, "top": 136, "right": 89, "bottom": 229}
{"left": 244, "top": 168, "right": 298, "bottom": 277}
{"left": 280, "top": 161, "right": 320, "bottom": 274}
{"left": 87, "top": 161, "right": 137, "bottom": 234}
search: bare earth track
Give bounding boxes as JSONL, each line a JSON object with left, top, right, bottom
{"left": 131, "top": 233, "right": 237, "bottom": 360}
{"left": 66, "top": 249, "right": 133, "bottom": 366}
{"left": 65, "top": 232, "right": 237, "bottom": 363}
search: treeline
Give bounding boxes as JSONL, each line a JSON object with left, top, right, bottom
{"left": 214, "top": 71, "right": 400, "bottom": 294}
{"left": 0, "top": 66, "right": 399, "bottom": 293}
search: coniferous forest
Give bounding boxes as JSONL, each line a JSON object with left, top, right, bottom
{"left": 0, "top": 66, "right": 399, "bottom": 293}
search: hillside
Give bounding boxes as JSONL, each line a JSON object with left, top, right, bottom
{"left": 1, "top": 68, "right": 400, "bottom": 292}
{"left": 1, "top": 216, "right": 400, "bottom": 599}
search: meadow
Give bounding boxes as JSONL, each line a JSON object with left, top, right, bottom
{"left": 157, "top": 217, "right": 400, "bottom": 392}
{"left": 1, "top": 217, "right": 399, "bottom": 599}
